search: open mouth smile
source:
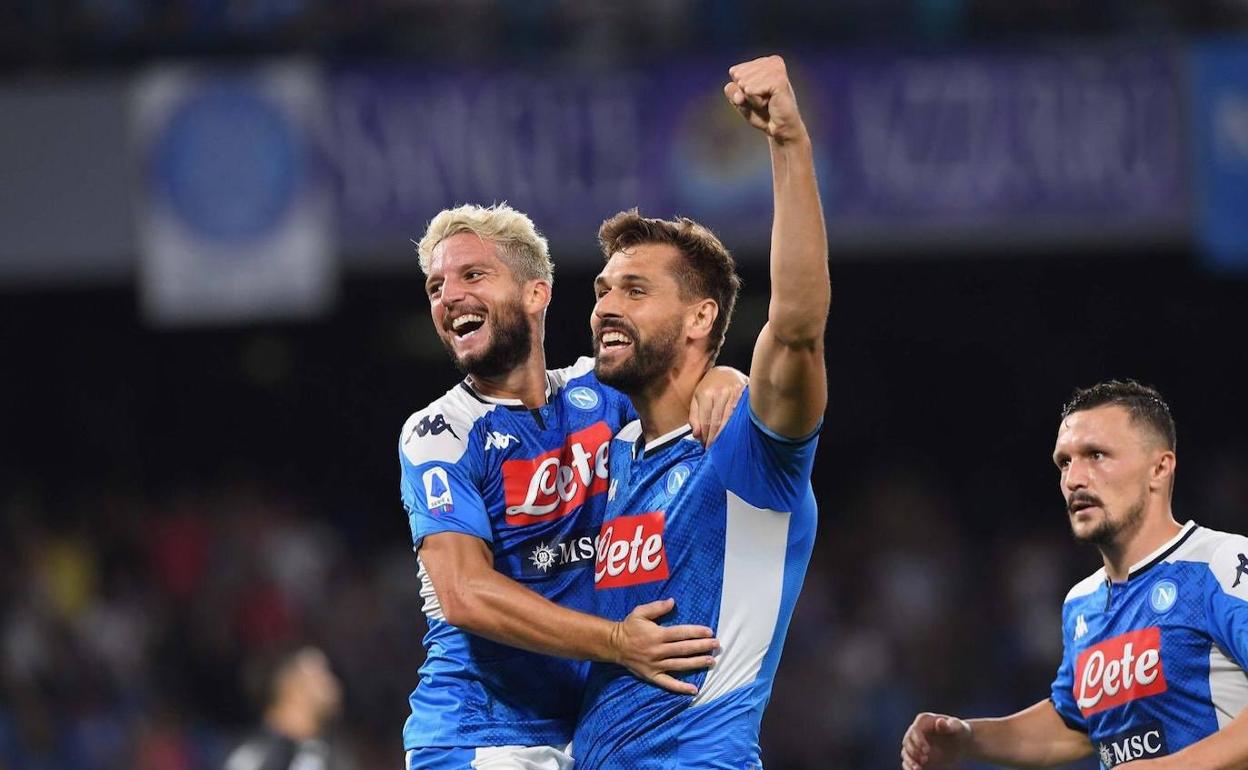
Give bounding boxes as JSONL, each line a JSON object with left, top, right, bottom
{"left": 450, "top": 313, "right": 486, "bottom": 339}
{"left": 599, "top": 330, "right": 633, "bottom": 350}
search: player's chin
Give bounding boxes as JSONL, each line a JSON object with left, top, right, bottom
{"left": 592, "top": 348, "right": 626, "bottom": 378}
{"left": 1068, "top": 513, "right": 1103, "bottom": 540}
{"left": 595, "top": 342, "right": 633, "bottom": 366}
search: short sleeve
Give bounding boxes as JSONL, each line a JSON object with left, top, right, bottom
{"left": 398, "top": 411, "right": 491, "bottom": 549}
{"left": 1204, "top": 536, "right": 1248, "bottom": 669}
{"left": 706, "top": 387, "right": 819, "bottom": 511}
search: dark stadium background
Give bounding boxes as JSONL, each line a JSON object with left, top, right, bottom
{"left": 2, "top": 3, "right": 1247, "bottom": 769}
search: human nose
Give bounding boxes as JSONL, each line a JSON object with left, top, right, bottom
{"left": 1064, "top": 458, "right": 1089, "bottom": 491}
{"left": 594, "top": 288, "right": 622, "bottom": 320}
{"left": 440, "top": 274, "right": 466, "bottom": 305}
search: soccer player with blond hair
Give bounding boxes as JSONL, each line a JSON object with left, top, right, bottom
{"left": 399, "top": 203, "right": 744, "bottom": 770}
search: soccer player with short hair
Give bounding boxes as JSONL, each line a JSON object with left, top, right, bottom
{"left": 399, "top": 204, "right": 743, "bottom": 770}
{"left": 223, "top": 646, "right": 343, "bottom": 770}
{"left": 902, "top": 380, "right": 1248, "bottom": 770}
{"left": 572, "top": 55, "right": 829, "bottom": 768}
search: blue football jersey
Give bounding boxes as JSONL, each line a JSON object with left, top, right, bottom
{"left": 397, "top": 357, "right": 635, "bottom": 750}
{"left": 574, "top": 390, "right": 819, "bottom": 769}
{"left": 1050, "top": 522, "right": 1248, "bottom": 769}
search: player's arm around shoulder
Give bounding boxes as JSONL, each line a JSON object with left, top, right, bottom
{"left": 397, "top": 402, "right": 719, "bottom": 693}
{"left": 725, "top": 55, "right": 829, "bottom": 440}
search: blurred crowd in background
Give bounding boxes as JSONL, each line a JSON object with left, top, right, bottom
{"left": 3, "top": 1, "right": 1248, "bottom": 769}
{"left": 3, "top": 0, "right": 1248, "bottom": 70}
{"left": 5, "top": 253, "right": 1248, "bottom": 770}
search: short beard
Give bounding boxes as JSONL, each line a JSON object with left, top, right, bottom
{"left": 594, "top": 317, "right": 682, "bottom": 395}
{"left": 1075, "top": 495, "right": 1147, "bottom": 549}
{"left": 444, "top": 295, "right": 532, "bottom": 380}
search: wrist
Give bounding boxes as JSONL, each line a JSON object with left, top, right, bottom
{"left": 770, "top": 128, "right": 812, "bottom": 151}
{"left": 960, "top": 718, "right": 981, "bottom": 759}
{"left": 604, "top": 619, "right": 625, "bottom": 665}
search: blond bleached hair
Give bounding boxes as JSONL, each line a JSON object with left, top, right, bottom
{"left": 416, "top": 203, "right": 554, "bottom": 285}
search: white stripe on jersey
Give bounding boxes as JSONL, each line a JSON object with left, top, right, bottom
{"left": 546, "top": 356, "right": 596, "bottom": 391}
{"left": 1209, "top": 644, "right": 1248, "bottom": 729}
{"left": 416, "top": 556, "right": 445, "bottom": 622}
{"left": 1065, "top": 568, "right": 1106, "bottom": 602}
{"left": 401, "top": 385, "right": 496, "bottom": 466}
{"left": 691, "top": 491, "right": 791, "bottom": 707}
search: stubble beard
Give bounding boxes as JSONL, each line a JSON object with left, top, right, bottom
{"left": 1074, "top": 494, "right": 1147, "bottom": 549}
{"left": 594, "top": 317, "right": 682, "bottom": 395}
{"left": 444, "top": 295, "right": 533, "bottom": 380}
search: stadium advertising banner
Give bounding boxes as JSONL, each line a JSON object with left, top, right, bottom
{"left": 1190, "top": 41, "right": 1248, "bottom": 272}
{"left": 326, "top": 45, "right": 1186, "bottom": 256}
{"left": 0, "top": 43, "right": 1197, "bottom": 291}
{"left": 131, "top": 63, "right": 336, "bottom": 325}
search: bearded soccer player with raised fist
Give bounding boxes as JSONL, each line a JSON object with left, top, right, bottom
{"left": 572, "top": 55, "right": 829, "bottom": 769}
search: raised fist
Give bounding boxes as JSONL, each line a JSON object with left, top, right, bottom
{"left": 723, "top": 55, "right": 808, "bottom": 145}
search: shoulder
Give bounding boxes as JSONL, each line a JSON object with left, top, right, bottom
{"left": 1182, "top": 525, "right": 1248, "bottom": 599}
{"left": 549, "top": 356, "right": 628, "bottom": 410}
{"left": 399, "top": 384, "right": 495, "bottom": 466}
{"left": 614, "top": 419, "right": 643, "bottom": 443}
{"left": 1064, "top": 567, "right": 1107, "bottom": 605}
{"left": 547, "top": 356, "right": 597, "bottom": 391}
{"left": 224, "top": 732, "right": 291, "bottom": 770}
{"left": 1169, "top": 524, "right": 1248, "bottom": 562}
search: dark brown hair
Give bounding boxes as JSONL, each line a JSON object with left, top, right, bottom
{"left": 598, "top": 209, "right": 742, "bottom": 360}
{"left": 1061, "top": 379, "right": 1176, "bottom": 450}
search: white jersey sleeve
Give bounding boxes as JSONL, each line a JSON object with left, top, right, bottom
{"left": 398, "top": 388, "right": 495, "bottom": 549}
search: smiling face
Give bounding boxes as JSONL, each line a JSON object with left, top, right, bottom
{"left": 590, "top": 242, "right": 708, "bottom": 394}
{"left": 425, "top": 231, "right": 536, "bottom": 379}
{"left": 1053, "top": 404, "right": 1172, "bottom": 548}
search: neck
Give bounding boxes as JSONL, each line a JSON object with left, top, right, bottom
{"left": 264, "top": 702, "right": 321, "bottom": 742}
{"left": 466, "top": 348, "right": 549, "bottom": 408}
{"left": 1100, "top": 502, "right": 1181, "bottom": 582}
{"left": 629, "top": 354, "right": 710, "bottom": 443}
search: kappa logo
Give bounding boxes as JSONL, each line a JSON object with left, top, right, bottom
{"left": 1234, "top": 553, "right": 1248, "bottom": 588}
{"left": 414, "top": 414, "right": 458, "bottom": 439}
{"left": 421, "top": 467, "right": 454, "bottom": 515}
{"left": 1096, "top": 722, "right": 1167, "bottom": 767}
{"left": 1074, "top": 613, "right": 1088, "bottom": 641}
{"left": 1075, "top": 626, "right": 1167, "bottom": 716}
{"left": 566, "top": 386, "right": 600, "bottom": 411}
{"left": 484, "top": 432, "right": 519, "bottom": 451}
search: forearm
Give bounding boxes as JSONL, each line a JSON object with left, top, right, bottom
{"left": 965, "top": 700, "right": 1093, "bottom": 768}
{"left": 1148, "top": 708, "right": 1248, "bottom": 770}
{"left": 442, "top": 565, "right": 618, "bottom": 663}
{"left": 767, "top": 135, "right": 830, "bottom": 345}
